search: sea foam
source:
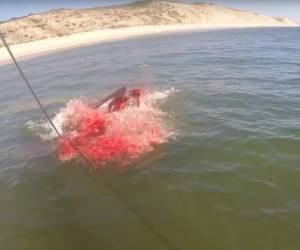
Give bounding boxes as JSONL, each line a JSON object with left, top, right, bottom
{"left": 27, "top": 87, "right": 176, "bottom": 168}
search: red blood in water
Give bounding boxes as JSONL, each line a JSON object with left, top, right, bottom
{"left": 58, "top": 88, "right": 169, "bottom": 168}
{"left": 109, "top": 96, "right": 129, "bottom": 112}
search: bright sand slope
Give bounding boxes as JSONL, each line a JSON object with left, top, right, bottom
{"left": 0, "top": 1, "right": 298, "bottom": 64}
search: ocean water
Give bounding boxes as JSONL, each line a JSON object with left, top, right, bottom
{"left": 0, "top": 28, "right": 300, "bottom": 250}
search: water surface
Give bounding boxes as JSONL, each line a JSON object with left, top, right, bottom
{"left": 0, "top": 28, "right": 300, "bottom": 250}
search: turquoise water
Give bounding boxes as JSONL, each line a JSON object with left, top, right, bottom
{"left": 0, "top": 28, "right": 300, "bottom": 250}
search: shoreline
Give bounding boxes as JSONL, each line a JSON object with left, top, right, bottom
{"left": 0, "top": 24, "right": 298, "bottom": 65}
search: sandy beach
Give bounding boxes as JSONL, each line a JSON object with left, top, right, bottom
{"left": 0, "top": 1, "right": 298, "bottom": 65}
{"left": 1, "top": 25, "right": 220, "bottom": 64}
{"left": 1, "top": 23, "right": 298, "bottom": 65}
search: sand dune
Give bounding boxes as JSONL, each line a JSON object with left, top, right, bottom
{"left": 0, "top": 0, "right": 298, "bottom": 64}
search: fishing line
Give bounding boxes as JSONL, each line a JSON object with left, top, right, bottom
{"left": 0, "top": 34, "right": 61, "bottom": 137}
{"left": 0, "top": 33, "right": 178, "bottom": 250}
